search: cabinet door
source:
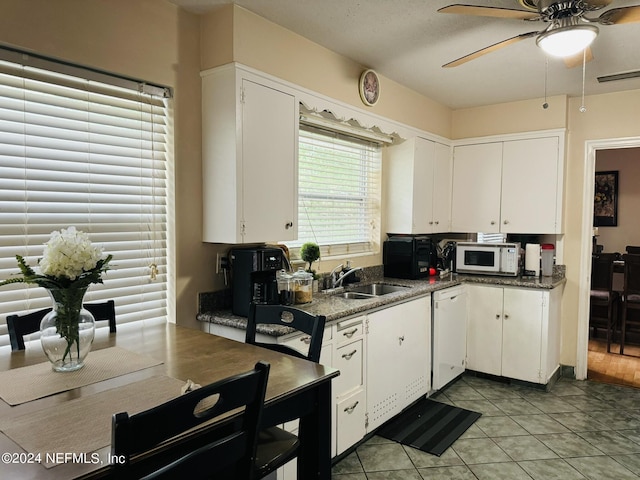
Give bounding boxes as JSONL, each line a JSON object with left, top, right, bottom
{"left": 386, "top": 137, "right": 433, "bottom": 234}
{"left": 466, "top": 284, "right": 503, "bottom": 376}
{"left": 241, "top": 79, "right": 297, "bottom": 243}
{"left": 501, "top": 288, "right": 544, "bottom": 383}
{"left": 366, "top": 296, "right": 430, "bottom": 431}
{"left": 451, "top": 143, "right": 503, "bottom": 232}
{"left": 500, "top": 137, "right": 560, "bottom": 233}
{"left": 432, "top": 142, "right": 452, "bottom": 233}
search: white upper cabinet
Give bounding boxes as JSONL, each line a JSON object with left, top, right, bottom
{"left": 201, "top": 64, "right": 298, "bottom": 243}
{"left": 451, "top": 142, "right": 503, "bottom": 233}
{"left": 386, "top": 137, "right": 452, "bottom": 234}
{"left": 451, "top": 133, "right": 564, "bottom": 234}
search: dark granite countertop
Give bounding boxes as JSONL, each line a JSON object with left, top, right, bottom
{"left": 197, "top": 270, "right": 566, "bottom": 337}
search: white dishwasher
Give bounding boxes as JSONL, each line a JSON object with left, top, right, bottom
{"left": 432, "top": 285, "right": 468, "bottom": 390}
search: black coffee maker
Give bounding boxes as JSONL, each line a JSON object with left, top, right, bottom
{"left": 230, "top": 247, "right": 283, "bottom": 317}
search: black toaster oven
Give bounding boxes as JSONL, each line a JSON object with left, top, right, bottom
{"left": 383, "top": 235, "right": 437, "bottom": 279}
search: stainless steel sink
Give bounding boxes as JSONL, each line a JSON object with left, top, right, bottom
{"left": 348, "top": 283, "right": 410, "bottom": 295}
{"left": 340, "top": 292, "right": 376, "bottom": 300}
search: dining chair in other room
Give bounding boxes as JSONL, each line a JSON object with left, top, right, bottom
{"left": 111, "top": 361, "right": 270, "bottom": 480}
{"left": 626, "top": 246, "right": 640, "bottom": 255}
{"left": 246, "top": 303, "right": 327, "bottom": 479}
{"left": 621, "top": 254, "right": 640, "bottom": 355}
{"left": 6, "top": 300, "right": 116, "bottom": 351}
{"left": 590, "top": 253, "right": 619, "bottom": 352}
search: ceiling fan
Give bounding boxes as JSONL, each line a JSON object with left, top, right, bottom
{"left": 439, "top": 0, "right": 640, "bottom": 68}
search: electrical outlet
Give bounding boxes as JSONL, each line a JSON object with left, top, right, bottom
{"left": 216, "top": 253, "right": 229, "bottom": 274}
{"left": 216, "top": 253, "right": 223, "bottom": 274}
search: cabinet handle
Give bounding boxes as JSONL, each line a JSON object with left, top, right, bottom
{"left": 344, "top": 401, "right": 359, "bottom": 414}
{"left": 504, "top": 314, "right": 510, "bottom": 319}
{"left": 490, "top": 220, "right": 496, "bottom": 225}
{"left": 429, "top": 221, "right": 434, "bottom": 225}
{"left": 342, "top": 328, "right": 358, "bottom": 338}
{"left": 503, "top": 220, "right": 509, "bottom": 225}
{"left": 496, "top": 314, "right": 501, "bottom": 319}
{"left": 300, "top": 336, "right": 311, "bottom": 344}
{"left": 341, "top": 349, "right": 357, "bottom": 360}
{"left": 398, "top": 336, "right": 405, "bottom": 345}
{"left": 435, "top": 220, "right": 439, "bottom": 225}
{"left": 285, "top": 221, "right": 293, "bottom": 229}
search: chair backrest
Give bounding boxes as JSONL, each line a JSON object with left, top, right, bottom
{"left": 246, "top": 303, "right": 326, "bottom": 363}
{"left": 111, "top": 361, "right": 270, "bottom": 480}
{"left": 7, "top": 300, "right": 116, "bottom": 351}
{"left": 7, "top": 308, "right": 51, "bottom": 351}
{"left": 626, "top": 246, "right": 640, "bottom": 255}
{"left": 591, "top": 253, "right": 617, "bottom": 292}
{"left": 84, "top": 300, "right": 117, "bottom": 333}
{"left": 622, "top": 254, "right": 640, "bottom": 296}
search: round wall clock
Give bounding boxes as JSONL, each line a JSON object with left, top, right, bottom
{"left": 359, "top": 69, "right": 380, "bottom": 106}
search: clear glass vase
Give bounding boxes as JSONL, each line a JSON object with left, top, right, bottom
{"left": 40, "top": 287, "right": 95, "bottom": 372}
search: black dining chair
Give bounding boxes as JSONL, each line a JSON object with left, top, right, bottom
{"left": 590, "top": 253, "right": 619, "bottom": 352}
{"left": 621, "top": 254, "right": 640, "bottom": 355}
{"left": 245, "top": 303, "right": 326, "bottom": 479}
{"left": 111, "top": 361, "right": 270, "bottom": 480}
{"left": 626, "top": 246, "right": 640, "bottom": 255}
{"left": 7, "top": 300, "right": 117, "bottom": 351}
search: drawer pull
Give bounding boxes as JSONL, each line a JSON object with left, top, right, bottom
{"left": 300, "top": 336, "right": 311, "bottom": 345}
{"left": 342, "top": 327, "right": 358, "bottom": 338}
{"left": 398, "top": 336, "right": 405, "bottom": 345}
{"left": 344, "top": 401, "right": 359, "bottom": 414}
{"left": 341, "top": 349, "right": 357, "bottom": 360}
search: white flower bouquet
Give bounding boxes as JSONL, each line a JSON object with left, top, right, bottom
{"left": 0, "top": 227, "right": 112, "bottom": 363}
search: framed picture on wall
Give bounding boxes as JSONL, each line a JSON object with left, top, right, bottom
{"left": 594, "top": 170, "right": 618, "bottom": 227}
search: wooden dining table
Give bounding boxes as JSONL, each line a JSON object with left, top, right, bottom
{"left": 0, "top": 321, "right": 339, "bottom": 479}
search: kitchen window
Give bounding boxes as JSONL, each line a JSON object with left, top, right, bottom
{"left": 287, "top": 124, "right": 382, "bottom": 258}
{"left": 0, "top": 47, "right": 172, "bottom": 345}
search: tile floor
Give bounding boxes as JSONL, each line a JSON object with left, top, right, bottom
{"left": 332, "top": 374, "right": 640, "bottom": 479}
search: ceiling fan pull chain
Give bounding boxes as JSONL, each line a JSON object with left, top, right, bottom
{"left": 580, "top": 49, "right": 587, "bottom": 113}
{"left": 543, "top": 56, "right": 549, "bottom": 109}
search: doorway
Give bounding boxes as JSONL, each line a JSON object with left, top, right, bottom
{"left": 578, "top": 138, "right": 640, "bottom": 385}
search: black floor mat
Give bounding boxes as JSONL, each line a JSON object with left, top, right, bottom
{"left": 377, "top": 398, "right": 481, "bottom": 456}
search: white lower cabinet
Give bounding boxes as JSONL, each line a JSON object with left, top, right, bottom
{"left": 466, "top": 284, "right": 562, "bottom": 384}
{"left": 366, "top": 296, "right": 431, "bottom": 432}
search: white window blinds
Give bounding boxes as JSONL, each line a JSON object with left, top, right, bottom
{"left": 0, "top": 53, "right": 171, "bottom": 345}
{"left": 291, "top": 125, "right": 381, "bottom": 257}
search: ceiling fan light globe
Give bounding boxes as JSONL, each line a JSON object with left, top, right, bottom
{"left": 536, "top": 25, "right": 598, "bottom": 57}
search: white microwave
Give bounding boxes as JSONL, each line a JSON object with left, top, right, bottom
{"left": 455, "top": 242, "right": 520, "bottom": 276}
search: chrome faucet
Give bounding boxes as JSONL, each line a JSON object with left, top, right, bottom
{"left": 332, "top": 266, "right": 364, "bottom": 288}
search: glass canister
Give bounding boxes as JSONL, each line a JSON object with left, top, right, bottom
{"left": 277, "top": 269, "right": 294, "bottom": 305}
{"left": 292, "top": 267, "right": 313, "bottom": 304}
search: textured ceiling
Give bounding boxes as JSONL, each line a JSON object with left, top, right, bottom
{"left": 165, "top": 0, "right": 640, "bottom": 109}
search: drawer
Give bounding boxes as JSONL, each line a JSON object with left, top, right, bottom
{"left": 336, "top": 316, "right": 364, "bottom": 347}
{"left": 279, "top": 325, "right": 332, "bottom": 360}
{"left": 336, "top": 389, "right": 366, "bottom": 456}
{"left": 333, "top": 339, "right": 363, "bottom": 397}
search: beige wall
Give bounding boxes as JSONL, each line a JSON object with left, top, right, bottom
{"left": 595, "top": 148, "right": 640, "bottom": 254}
{"left": 1, "top": 0, "right": 208, "bottom": 329}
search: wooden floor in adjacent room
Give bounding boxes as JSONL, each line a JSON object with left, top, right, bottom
{"left": 588, "top": 337, "right": 640, "bottom": 389}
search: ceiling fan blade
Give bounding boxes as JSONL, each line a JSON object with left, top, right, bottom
{"left": 443, "top": 31, "right": 538, "bottom": 68}
{"left": 583, "top": 0, "right": 613, "bottom": 10}
{"left": 563, "top": 47, "right": 594, "bottom": 68}
{"left": 438, "top": 4, "right": 540, "bottom": 20}
{"left": 598, "top": 5, "right": 640, "bottom": 24}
